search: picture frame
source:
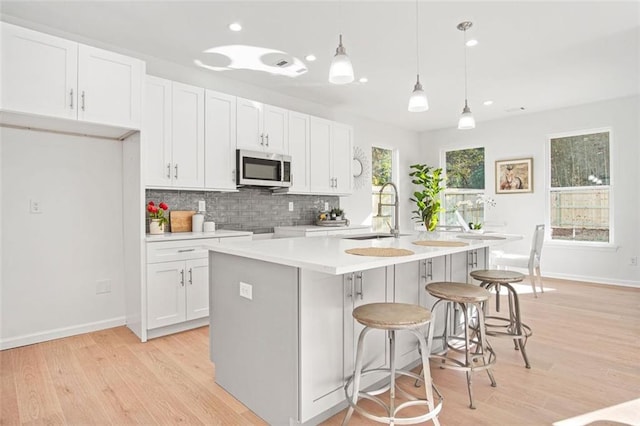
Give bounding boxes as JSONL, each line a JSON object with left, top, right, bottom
{"left": 495, "top": 158, "right": 533, "bottom": 193}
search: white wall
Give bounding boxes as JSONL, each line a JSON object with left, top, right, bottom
{"left": 0, "top": 128, "right": 126, "bottom": 348}
{"left": 420, "top": 96, "right": 640, "bottom": 286}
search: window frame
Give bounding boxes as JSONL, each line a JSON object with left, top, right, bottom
{"left": 546, "top": 127, "right": 615, "bottom": 248}
{"left": 371, "top": 145, "right": 398, "bottom": 232}
{"left": 440, "top": 145, "right": 486, "bottom": 228}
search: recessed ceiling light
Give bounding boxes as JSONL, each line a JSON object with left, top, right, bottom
{"left": 229, "top": 22, "right": 242, "bottom": 32}
{"left": 359, "top": 77, "right": 368, "bottom": 83}
{"left": 305, "top": 54, "right": 316, "bottom": 62}
{"left": 483, "top": 100, "right": 494, "bottom": 106}
{"left": 466, "top": 39, "right": 478, "bottom": 47}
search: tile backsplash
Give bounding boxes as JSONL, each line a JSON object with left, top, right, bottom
{"left": 146, "top": 188, "right": 339, "bottom": 234}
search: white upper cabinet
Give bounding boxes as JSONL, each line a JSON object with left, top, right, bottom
{"left": 77, "top": 44, "right": 143, "bottom": 128}
{"left": 0, "top": 22, "right": 144, "bottom": 130}
{"left": 236, "top": 97, "right": 288, "bottom": 154}
{"left": 0, "top": 22, "right": 78, "bottom": 120}
{"left": 309, "top": 117, "right": 353, "bottom": 195}
{"left": 287, "top": 112, "right": 310, "bottom": 193}
{"left": 144, "top": 76, "right": 204, "bottom": 189}
{"left": 205, "top": 89, "right": 237, "bottom": 191}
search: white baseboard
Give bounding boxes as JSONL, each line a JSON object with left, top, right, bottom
{"left": 0, "top": 316, "right": 126, "bottom": 350}
{"left": 542, "top": 271, "right": 639, "bottom": 288}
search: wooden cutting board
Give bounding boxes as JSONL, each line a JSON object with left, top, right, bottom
{"left": 170, "top": 211, "right": 196, "bottom": 232}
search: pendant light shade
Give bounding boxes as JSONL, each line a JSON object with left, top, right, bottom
{"left": 457, "top": 21, "right": 475, "bottom": 130}
{"left": 408, "top": 75, "right": 429, "bottom": 112}
{"left": 408, "top": 0, "right": 428, "bottom": 112}
{"left": 329, "top": 34, "right": 354, "bottom": 84}
{"left": 458, "top": 100, "right": 476, "bottom": 129}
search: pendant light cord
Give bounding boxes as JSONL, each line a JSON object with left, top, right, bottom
{"left": 415, "top": 0, "right": 420, "bottom": 78}
{"left": 463, "top": 27, "right": 468, "bottom": 102}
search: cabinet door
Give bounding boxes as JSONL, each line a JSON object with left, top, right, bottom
{"left": 144, "top": 76, "right": 173, "bottom": 187}
{"left": 391, "top": 262, "right": 421, "bottom": 365}
{"left": 468, "top": 247, "right": 487, "bottom": 279}
{"left": 171, "top": 82, "right": 205, "bottom": 188}
{"left": 345, "top": 268, "right": 388, "bottom": 387}
{"left": 0, "top": 22, "right": 78, "bottom": 120}
{"left": 185, "top": 258, "right": 209, "bottom": 321}
{"left": 204, "top": 89, "right": 237, "bottom": 190}
{"left": 331, "top": 123, "right": 353, "bottom": 195}
{"left": 419, "top": 257, "right": 447, "bottom": 352}
{"left": 236, "top": 97, "right": 263, "bottom": 150}
{"left": 309, "top": 117, "right": 333, "bottom": 193}
{"left": 448, "top": 251, "right": 469, "bottom": 283}
{"left": 147, "top": 261, "right": 186, "bottom": 329}
{"left": 77, "top": 44, "right": 143, "bottom": 129}
{"left": 262, "top": 104, "right": 288, "bottom": 153}
{"left": 288, "top": 112, "right": 310, "bottom": 192}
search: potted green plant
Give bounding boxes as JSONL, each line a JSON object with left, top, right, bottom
{"left": 330, "top": 207, "right": 345, "bottom": 220}
{"left": 409, "top": 164, "right": 444, "bottom": 231}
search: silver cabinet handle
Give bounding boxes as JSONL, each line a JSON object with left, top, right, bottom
{"left": 265, "top": 134, "right": 269, "bottom": 146}
{"left": 188, "top": 268, "right": 193, "bottom": 285}
{"left": 427, "top": 259, "right": 433, "bottom": 280}
{"left": 474, "top": 250, "right": 478, "bottom": 267}
{"left": 166, "top": 163, "right": 171, "bottom": 179}
{"left": 174, "top": 163, "right": 179, "bottom": 179}
{"left": 232, "top": 169, "right": 236, "bottom": 183}
{"left": 355, "top": 272, "right": 363, "bottom": 300}
{"left": 334, "top": 177, "right": 338, "bottom": 188}
{"left": 177, "top": 248, "right": 195, "bottom": 253}
{"left": 81, "top": 91, "right": 85, "bottom": 111}
{"left": 70, "top": 89, "right": 74, "bottom": 109}
{"left": 260, "top": 133, "right": 264, "bottom": 146}
{"left": 180, "top": 270, "right": 185, "bottom": 287}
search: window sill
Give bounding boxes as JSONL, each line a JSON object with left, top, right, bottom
{"left": 546, "top": 240, "right": 618, "bottom": 252}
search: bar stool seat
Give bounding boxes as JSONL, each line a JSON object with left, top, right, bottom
{"left": 342, "top": 302, "right": 443, "bottom": 425}
{"left": 470, "top": 269, "right": 533, "bottom": 368}
{"left": 425, "top": 282, "right": 496, "bottom": 409}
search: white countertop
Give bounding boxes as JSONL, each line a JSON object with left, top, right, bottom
{"left": 146, "top": 230, "right": 253, "bottom": 242}
{"left": 206, "top": 231, "right": 521, "bottom": 275}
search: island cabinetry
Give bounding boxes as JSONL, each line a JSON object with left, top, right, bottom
{"left": 309, "top": 117, "right": 353, "bottom": 195}
{"left": 144, "top": 76, "right": 205, "bottom": 189}
{"left": 389, "top": 262, "right": 422, "bottom": 367}
{"left": 449, "top": 247, "right": 487, "bottom": 283}
{"left": 1, "top": 22, "right": 143, "bottom": 130}
{"left": 146, "top": 240, "right": 209, "bottom": 329}
{"left": 236, "top": 97, "right": 288, "bottom": 154}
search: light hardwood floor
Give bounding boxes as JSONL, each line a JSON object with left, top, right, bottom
{"left": 1, "top": 277, "right": 638, "bottom": 425}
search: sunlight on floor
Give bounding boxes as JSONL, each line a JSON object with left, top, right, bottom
{"left": 552, "top": 397, "right": 640, "bottom": 425}
{"left": 487, "top": 282, "right": 556, "bottom": 295}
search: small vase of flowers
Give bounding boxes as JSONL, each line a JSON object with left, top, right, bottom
{"left": 147, "top": 201, "right": 169, "bottom": 234}
{"left": 456, "top": 195, "right": 495, "bottom": 232}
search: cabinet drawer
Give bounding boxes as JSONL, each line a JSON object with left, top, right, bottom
{"left": 146, "top": 239, "right": 212, "bottom": 263}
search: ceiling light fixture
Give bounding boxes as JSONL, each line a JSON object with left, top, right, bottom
{"left": 305, "top": 54, "right": 316, "bottom": 62}
{"left": 329, "top": 0, "right": 354, "bottom": 84}
{"left": 408, "top": 0, "right": 428, "bottom": 112}
{"left": 457, "top": 21, "right": 475, "bottom": 130}
{"left": 228, "top": 22, "right": 242, "bottom": 32}
{"left": 359, "top": 77, "right": 368, "bottom": 83}
{"left": 466, "top": 39, "right": 478, "bottom": 47}
{"left": 483, "top": 100, "right": 494, "bottom": 106}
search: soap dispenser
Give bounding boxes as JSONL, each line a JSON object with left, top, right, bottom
{"left": 192, "top": 211, "right": 204, "bottom": 233}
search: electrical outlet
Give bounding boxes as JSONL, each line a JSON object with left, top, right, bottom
{"left": 96, "top": 279, "right": 111, "bottom": 294}
{"left": 198, "top": 200, "right": 206, "bottom": 212}
{"left": 239, "top": 282, "right": 253, "bottom": 300}
{"left": 30, "top": 199, "right": 42, "bottom": 214}
{"left": 288, "top": 201, "right": 294, "bottom": 212}
{"left": 630, "top": 256, "right": 638, "bottom": 266}
{"left": 324, "top": 202, "right": 329, "bottom": 211}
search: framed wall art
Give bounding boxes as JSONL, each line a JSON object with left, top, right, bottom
{"left": 495, "top": 158, "right": 533, "bottom": 193}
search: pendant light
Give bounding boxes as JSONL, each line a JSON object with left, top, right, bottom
{"left": 408, "top": 0, "right": 429, "bottom": 112}
{"left": 457, "top": 21, "right": 475, "bottom": 130}
{"left": 329, "top": 1, "right": 354, "bottom": 84}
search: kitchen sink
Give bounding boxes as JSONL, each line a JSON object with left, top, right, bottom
{"left": 343, "top": 233, "right": 410, "bottom": 240}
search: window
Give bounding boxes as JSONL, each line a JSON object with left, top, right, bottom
{"left": 443, "top": 147, "right": 485, "bottom": 227}
{"left": 549, "top": 130, "right": 611, "bottom": 243}
{"left": 371, "top": 147, "right": 394, "bottom": 232}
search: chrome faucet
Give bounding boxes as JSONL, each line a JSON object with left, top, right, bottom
{"left": 377, "top": 182, "right": 400, "bottom": 238}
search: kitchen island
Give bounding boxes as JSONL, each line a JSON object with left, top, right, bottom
{"left": 206, "top": 232, "right": 520, "bottom": 425}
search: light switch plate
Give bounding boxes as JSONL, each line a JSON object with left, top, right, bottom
{"left": 288, "top": 202, "right": 294, "bottom": 211}
{"left": 198, "top": 200, "right": 206, "bottom": 212}
{"left": 30, "top": 199, "right": 42, "bottom": 214}
{"left": 239, "top": 282, "right": 253, "bottom": 300}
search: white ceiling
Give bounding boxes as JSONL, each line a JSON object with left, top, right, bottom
{"left": 1, "top": 1, "right": 638, "bottom": 132}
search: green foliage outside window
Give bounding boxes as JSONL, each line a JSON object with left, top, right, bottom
{"left": 372, "top": 147, "right": 392, "bottom": 186}
{"left": 446, "top": 147, "right": 485, "bottom": 189}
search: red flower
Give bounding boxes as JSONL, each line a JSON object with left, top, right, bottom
{"left": 148, "top": 201, "right": 155, "bottom": 206}
{"left": 147, "top": 200, "right": 169, "bottom": 226}
{"left": 159, "top": 202, "right": 168, "bottom": 210}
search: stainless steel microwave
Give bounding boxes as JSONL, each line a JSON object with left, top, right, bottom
{"left": 236, "top": 150, "right": 292, "bottom": 188}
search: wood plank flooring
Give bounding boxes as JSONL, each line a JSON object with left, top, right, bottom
{"left": 1, "top": 277, "right": 638, "bottom": 425}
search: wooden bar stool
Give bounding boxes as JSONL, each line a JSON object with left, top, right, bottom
{"left": 342, "top": 302, "right": 443, "bottom": 425}
{"left": 426, "top": 282, "right": 496, "bottom": 409}
{"left": 470, "top": 269, "right": 533, "bottom": 368}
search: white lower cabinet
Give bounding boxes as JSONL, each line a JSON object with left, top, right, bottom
{"left": 147, "top": 258, "right": 208, "bottom": 329}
